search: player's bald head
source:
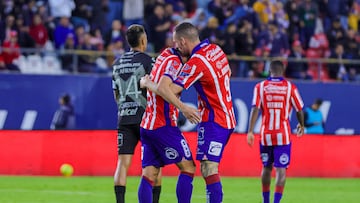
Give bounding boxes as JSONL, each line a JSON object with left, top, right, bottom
{"left": 173, "top": 22, "right": 199, "bottom": 42}
{"left": 270, "top": 60, "right": 285, "bottom": 76}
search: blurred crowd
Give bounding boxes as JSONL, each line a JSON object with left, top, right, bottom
{"left": 0, "top": 0, "right": 360, "bottom": 81}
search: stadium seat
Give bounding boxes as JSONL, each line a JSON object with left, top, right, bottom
{"left": 13, "top": 55, "right": 28, "bottom": 73}
{"left": 27, "top": 55, "right": 44, "bottom": 74}
{"left": 43, "top": 55, "right": 63, "bottom": 74}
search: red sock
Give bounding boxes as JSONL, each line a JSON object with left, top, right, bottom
{"left": 262, "top": 184, "right": 270, "bottom": 192}
{"left": 275, "top": 185, "right": 284, "bottom": 194}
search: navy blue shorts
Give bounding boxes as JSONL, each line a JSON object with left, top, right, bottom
{"left": 196, "top": 122, "right": 234, "bottom": 163}
{"left": 260, "top": 143, "right": 291, "bottom": 168}
{"left": 140, "top": 126, "right": 193, "bottom": 168}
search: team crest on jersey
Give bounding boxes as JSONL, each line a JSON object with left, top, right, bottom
{"left": 261, "top": 153, "right": 269, "bottom": 162}
{"left": 208, "top": 141, "right": 223, "bottom": 156}
{"left": 279, "top": 153, "right": 289, "bottom": 165}
{"left": 165, "top": 147, "right": 179, "bottom": 159}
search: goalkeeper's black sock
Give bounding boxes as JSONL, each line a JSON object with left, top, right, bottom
{"left": 114, "top": 185, "right": 125, "bottom": 203}
{"left": 152, "top": 185, "right": 161, "bottom": 203}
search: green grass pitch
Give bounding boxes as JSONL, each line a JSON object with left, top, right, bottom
{"left": 0, "top": 176, "right": 358, "bottom": 202}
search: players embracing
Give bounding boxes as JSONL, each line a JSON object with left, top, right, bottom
{"left": 141, "top": 22, "right": 236, "bottom": 203}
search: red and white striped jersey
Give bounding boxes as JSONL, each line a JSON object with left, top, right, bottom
{"left": 141, "top": 48, "right": 183, "bottom": 130}
{"left": 252, "top": 77, "right": 304, "bottom": 146}
{"left": 174, "top": 41, "right": 236, "bottom": 129}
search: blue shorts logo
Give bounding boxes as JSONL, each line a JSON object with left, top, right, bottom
{"left": 165, "top": 147, "right": 179, "bottom": 160}
{"left": 208, "top": 141, "right": 223, "bottom": 156}
{"left": 279, "top": 153, "right": 289, "bottom": 165}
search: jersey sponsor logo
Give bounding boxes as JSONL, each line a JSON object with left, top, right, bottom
{"left": 119, "top": 107, "right": 138, "bottom": 116}
{"left": 264, "top": 84, "right": 288, "bottom": 94}
{"left": 180, "top": 139, "right": 191, "bottom": 158}
{"left": 261, "top": 153, "right": 269, "bottom": 163}
{"left": 279, "top": 153, "right": 289, "bottom": 165}
{"left": 208, "top": 141, "right": 223, "bottom": 156}
{"left": 205, "top": 46, "right": 223, "bottom": 62}
{"left": 165, "top": 147, "right": 179, "bottom": 160}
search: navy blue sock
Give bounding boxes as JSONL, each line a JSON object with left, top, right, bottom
{"left": 205, "top": 174, "right": 223, "bottom": 203}
{"left": 262, "top": 184, "right": 270, "bottom": 203}
{"left": 176, "top": 172, "right": 194, "bottom": 203}
{"left": 273, "top": 186, "right": 284, "bottom": 203}
{"left": 138, "top": 176, "right": 153, "bottom": 203}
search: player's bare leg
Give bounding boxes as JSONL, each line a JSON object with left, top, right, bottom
{"left": 261, "top": 166, "right": 273, "bottom": 203}
{"left": 201, "top": 160, "right": 222, "bottom": 203}
{"left": 175, "top": 160, "right": 196, "bottom": 203}
{"left": 114, "top": 154, "right": 132, "bottom": 203}
{"left": 138, "top": 166, "right": 160, "bottom": 203}
{"left": 274, "top": 168, "right": 286, "bottom": 203}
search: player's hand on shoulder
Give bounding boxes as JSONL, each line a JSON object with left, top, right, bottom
{"left": 140, "top": 74, "right": 150, "bottom": 89}
{"left": 247, "top": 132, "right": 255, "bottom": 147}
{"left": 296, "top": 124, "right": 305, "bottom": 137}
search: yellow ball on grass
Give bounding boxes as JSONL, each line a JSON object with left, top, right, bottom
{"left": 60, "top": 163, "right": 74, "bottom": 177}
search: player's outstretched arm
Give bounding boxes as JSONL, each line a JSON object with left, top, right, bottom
{"left": 247, "top": 107, "right": 259, "bottom": 147}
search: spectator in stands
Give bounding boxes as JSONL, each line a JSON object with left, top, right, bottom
{"left": 29, "top": 13, "right": 49, "bottom": 48}
{"left": 146, "top": 3, "right": 171, "bottom": 53}
{"left": 14, "top": 14, "right": 35, "bottom": 49}
{"left": 51, "top": 93, "right": 75, "bottom": 130}
{"left": 190, "top": 8, "right": 208, "bottom": 31}
{"left": 71, "top": 0, "right": 92, "bottom": 31}
{"left": 0, "top": 30, "right": 20, "bottom": 72}
{"left": 267, "top": 21, "right": 290, "bottom": 57}
{"left": 123, "top": 0, "right": 144, "bottom": 28}
{"left": 0, "top": 55, "right": 6, "bottom": 71}
{"left": 199, "top": 16, "right": 224, "bottom": 46}
{"left": 235, "top": 19, "right": 254, "bottom": 77}
{"left": 60, "top": 33, "right": 76, "bottom": 72}
{"left": 253, "top": 0, "right": 275, "bottom": 25}
{"left": 89, "top": 27, "right": 104, "bottom": 51}
{"left": 304, "top": 98, "right": 324, "bottom": 134}
{"left": 0, "top": 14, "right": 16, "bottom": 43}
{"left": 104, "top": 20, "right": 126, "bottom": 49}
{"left": 78, "top": 33, "right": 106, "bottom": 73}
{"left": 286, "top": 40, "right": 312, "bottom": 80}
{"left": 328, "top": 43, "right": 349, "bottom": 81}
{"left": 285, "top": 0, "right": 301, "bottom": 44}
{"left": 207, "top": 0, "right": 231, "bottom": 26}
{"left": 348, "top": 1, "right": 360, "bottom": 31}
{"left": 106, "top": 0, "right": 123, "bottom": 33}
{"left": 326, "top": 17, "right": 346, "bottom": 50}
{"left": 298, "top": 0, "right": 318, "bottom": 48}
{"left": 54, "top": 16, "right": 76, "bottom": 49}
{"left": 343, "top": 29, "right": 359, "bottom": 59}
{"left": 48, "top": 0, "right": 76, "bottom": 23}
{"left": 106, "top": 36, "right": 125, "bottom": 68}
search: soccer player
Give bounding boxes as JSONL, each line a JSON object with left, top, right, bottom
{"left": 142, "top": 22, "right": 236, "bottom": 203}
{"left": 247, "top": 60, "right": 305, "bottom": 203}
{"left": 138, "top": 47, "right": 196, "bottom": 203}
{"left": 112, "top": 24, "right": 161, "bottom": 203}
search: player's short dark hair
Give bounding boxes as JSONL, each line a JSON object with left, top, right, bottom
{"left": 126, "top": 24, "right": 145, "bottom": 48}
{"left": 174, "top": 22, "right": 199, "bottom": 42}
{"left": 270, "top": 60, "right": 285, "bottom": 75}
{"left": 314, "top": 98, "right": 323, "bottom": 106}
{"left": 61, "top": 94, "right": 71, "bottom": 105}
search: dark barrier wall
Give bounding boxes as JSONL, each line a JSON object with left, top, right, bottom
{"left": 0, "top": 130, "right": 359, "bottom": 177}
{"left": 0, "top": 74, "right": 359, "bottom": 134}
